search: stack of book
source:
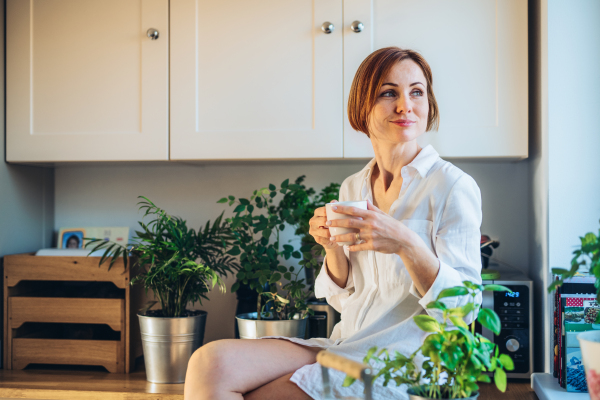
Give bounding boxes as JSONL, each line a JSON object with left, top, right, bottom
{"left": 553, "top": 275, "right": 600, "bottom": 392}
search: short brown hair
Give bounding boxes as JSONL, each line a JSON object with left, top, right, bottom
{"left": 348, "top": 47, "right": 439, "bottom": 137}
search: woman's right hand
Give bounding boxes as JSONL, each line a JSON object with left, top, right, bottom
{"left": 309, "top": 200, "right": 338, "bottom": 251}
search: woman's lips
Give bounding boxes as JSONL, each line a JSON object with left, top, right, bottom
{"left": 391, "top": 120, "right": 415, "bottom": 127}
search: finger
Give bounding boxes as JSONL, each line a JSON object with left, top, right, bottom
{"left": 310, "top": 216, "right": 328, "bottom": 228}
{"left": 313, "top": 206, "right": 327, "bottom": 217}
{"left": 327, "top": 218, "right": 367, "bottom": 229}
{"left": 366, "top": 199, "right": 385, "bottom": 214}
{"left": 331, "top": 232, "right": 361, "bottom": 244}
{"left": 330, "top": 205, "right": 369, "bottom": 218}
{"left": 347, "top": 242, "right": 371, "bottom": 252}
{"left": 330, "top": 199, "right": 338, "bottom": 203}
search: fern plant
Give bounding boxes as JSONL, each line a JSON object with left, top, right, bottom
{"left": 86, "top": 196, "right": 239, "bottom": 318}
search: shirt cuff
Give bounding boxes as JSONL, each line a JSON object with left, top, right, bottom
{"left": 314, "top": 254, "right": 354, "bottom": 298}
{"left": 409, "top": 259, "right": 461, "bottom": 310}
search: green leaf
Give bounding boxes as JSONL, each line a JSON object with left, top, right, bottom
{"left": 281, "top": 179, "right": 289, "bottom": 189}
{"left": 499, "top": 354, "right": 515, "bottom": 371}
{"left": 478, "top": 308, "right": 501, "bottom": 335}
{"left": 269, "top": 184, "right": 276, "bottom": 191}
{"left": 477, "top": 374, "right": 491, "bottom": 383}
{"left": 227, "top": 246, "right": 241, "bottom": 256}
{"left": 413, "top": 315, "right": 441, "bottom": 333}
{"left": 269, "top": 273, "right": 282, "bottom": 283}
{"left": 448, "top": 302, "right": 476, "bottom": 317}
{"left": 449, "top": 315, "right": 468, "bottom": 329}
{"left": 484, "top": 284, "right": 512, "bottom": 292}
{"left": 284, "top": 272, "right": 292, "bottom": 280}
{"left": 342, "top": 376, "right": 356, "bottom": 387}
{"left": 217, "top": 197, "right": 228, "bottom": 203}
{"left": 551, "top": 268, "right": 570, "bottom": 275}
{"left": 426, "top": 301, "right": 448, "bottom": 311}
{"left": 494, "top": 368, "right": 507, "bottom": 392}
{"left": 231, "top": 281, "right": 240, "bottom": 292}
{"left": 234, "top": 204, "right": 246, "bottom": 213}
{"left": 292, "top": 251, "right": 301, "bottom": 259}
{"left": 436, "top": 286, "right": 469, "bottom": 300}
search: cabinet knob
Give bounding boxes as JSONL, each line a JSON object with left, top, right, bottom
{"left": 321, "top": 22, "right": 335, "bottom": 34}
{"left": 350, "top": 21, "right": 364, "bottom": 33}
{"left": 146, "top": 28, "right": 160, "bottom": 40}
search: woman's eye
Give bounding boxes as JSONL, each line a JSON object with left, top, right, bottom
{"left": 411, "top": 90, "right": 424, "bottom": 96}
{"left": 381, "top": 91, "right": 396, "bottom": 97}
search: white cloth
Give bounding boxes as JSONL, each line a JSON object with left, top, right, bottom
{"left": 269, "top": 145, "right": 483, "bottom": 399}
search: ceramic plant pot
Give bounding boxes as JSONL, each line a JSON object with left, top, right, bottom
{"left": 578, "top": 330, "right": 600, "bottom": 400}
{"left": 406, "top": 387, "right": 479, "bottom": 400}
{"left": 138, "top": 310, "right": 207, "bottom": 383}
{"left": 236, "top": 312, "right": 307, "bottom": 339}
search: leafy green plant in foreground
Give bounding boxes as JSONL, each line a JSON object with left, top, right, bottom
{"left": 218, "top": 177, "right": 315, "bottom": 320}
{"left": 344, "top": 281, "right": 515, "bottom": 399}
{"left": 86, "top": 196, "right": 239, "bottom": 318}
{"left": 548, "top": 220, "right": 600, "bottom": 322}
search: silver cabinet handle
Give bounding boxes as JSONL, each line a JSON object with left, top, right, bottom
{"left": 351, "top": 21, "right": 364, "bottom": 33}
{"left": 147, "top": 28, "right": 159, "bottom": 40}
{"left": 321, "top": 22, "right": 335, "bottom": 34}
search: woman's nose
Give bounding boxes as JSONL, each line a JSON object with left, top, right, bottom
{"left": 395, "top": 95, "right": 412, "bottom": 114}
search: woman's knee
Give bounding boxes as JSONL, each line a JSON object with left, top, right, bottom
{"left": 188, "top": 339, "right": 235, "bottom": 382}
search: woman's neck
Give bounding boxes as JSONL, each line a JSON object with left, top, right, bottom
{"left": 371, "top": 139, "right": 421, "bottom": 191}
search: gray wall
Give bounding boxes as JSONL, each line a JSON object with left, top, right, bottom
{"left": 0, "top": 0, "right": 55, "bottom": 368}
{"left": 0, "top": 0, "right": 54, "bottom": 259}
{"left": 55, "top": 158, "right": 530, "bottom": 347}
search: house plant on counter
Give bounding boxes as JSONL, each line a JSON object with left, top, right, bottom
{"left": 86, "top": 196, "right": 239, "bottom": 383}
{"left": 549, "top": 220, "right": 600, "bottom": 399}
{"left": 344, "top": 281, "right": 515, "bottom": 399}
{"left": 292, "top": 179, "right": 340, "bottom": 284}
{"left": 218, "top": 178, "right": 314, "bottom": 339}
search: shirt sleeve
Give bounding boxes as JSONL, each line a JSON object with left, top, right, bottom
{"left": 314, "top": 246, "right": 355, "bottom": 313}
{"left": 409, "top": 174, "right": 483, "bottom": 324}
{"left": 313, "top": 177, "right": 355, "bottom": 313}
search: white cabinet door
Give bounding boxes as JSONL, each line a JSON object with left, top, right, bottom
{"left": 170, "top": 0, "right": 343, "bottom": 160}
{"left": 343, "top": 0, "right": 528, "bottom": 159}
{"left": 7, "top": 0, "right": 169, "bottom": 162}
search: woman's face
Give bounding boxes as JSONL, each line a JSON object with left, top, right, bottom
{"left": 367, "top": 59, "right": 429, "bottom": 144}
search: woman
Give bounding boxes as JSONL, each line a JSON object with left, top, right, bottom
{"left": 184, "top": 47, "right": 482, "bottom": 400}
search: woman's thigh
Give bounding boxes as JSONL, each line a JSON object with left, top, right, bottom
{"left": 184, "top": 338, "right": 320, "bottom": 400}
{"left": 245, "top": 372, "right": 312, "bottom": 400}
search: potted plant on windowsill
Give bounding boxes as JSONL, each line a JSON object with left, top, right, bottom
{"left": 86, "top": 196, "right": 238, "bottom": 383}
{"left": 549, "top": 220, "right": 600, "bottom": 399}
{"left": 218, "top": 178, "right": 314, "bottom": 339}
{"left": 344, "top": 281, "right": 515, "bottom": 399}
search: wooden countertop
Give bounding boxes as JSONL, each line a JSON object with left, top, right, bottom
{"left": 0, "top": 368, "right": 537, "bottom": 400}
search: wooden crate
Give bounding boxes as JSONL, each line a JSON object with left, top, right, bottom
{"left": 3, "top": 253, "right": 130, "bottom": 373}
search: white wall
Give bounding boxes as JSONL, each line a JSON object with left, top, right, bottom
{"left": 548, "top": 0, "right": 600, "bottom": 269}
{"left": 55, "top": 157, "right": 531, "bottom": 349}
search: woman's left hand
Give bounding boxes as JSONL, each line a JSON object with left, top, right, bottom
{"left": 327, "top": 199, "right": 417, "bottom": 254}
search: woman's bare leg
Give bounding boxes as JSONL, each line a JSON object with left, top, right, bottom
{"left": 184, "top": 339, "right": 320, "bottom": 400}
{"left": 245, "top": 372, "right": 310, "bottom": 400}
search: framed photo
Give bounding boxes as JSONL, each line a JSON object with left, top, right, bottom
{"left": 59, "top": 229, "right": 86, "bottom": 249}
{"left": 57, "top": 227, "right": 129, "bottom": 249}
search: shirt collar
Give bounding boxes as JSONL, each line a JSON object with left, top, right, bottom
{"left": 362, "top": 145, "right": 440, "bottom": 181}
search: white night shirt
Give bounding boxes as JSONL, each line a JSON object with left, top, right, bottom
{"left": 268, "top": 145, "right": 483, "bottom": 400}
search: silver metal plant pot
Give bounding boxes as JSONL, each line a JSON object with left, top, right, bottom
{"left": 138, "top": 311, "right": 207, "bottom": 383}
{"left": 236, "top": 312, "right": 307, "bottom": 339}
{"left": 407, "top": 387, "right": 479, "bottom": 400}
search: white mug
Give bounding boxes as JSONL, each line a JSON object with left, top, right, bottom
{"left": 325, "top": 200, "right": 368, "bottom": 246}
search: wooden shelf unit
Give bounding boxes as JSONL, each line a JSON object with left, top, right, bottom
{"left": 3, "top": 253, "right": 131, "bottom": 373}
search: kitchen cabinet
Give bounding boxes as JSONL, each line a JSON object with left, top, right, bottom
{"left": 169, "top": 0, "right": 343, "bottom": 160}
{"left": 343, "top": 0, "right": 528, "bottom": 159}
{"left": 6, "top": 0, "right": 527, "bottom": 162}
{"left": 6, "top": 0, "right": 169, "bottom": 162}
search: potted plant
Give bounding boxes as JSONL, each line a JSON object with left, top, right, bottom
{"left": 291, "top": 178, "right": 341, "bottom": 285}
{"left": 218, "top": 178, "right": 314, "bottom": 339}
{"left": 548, "top": 221, "right": 600, "bottom": 399}
{"left": 86, "top": 196, "right": 239, "bottom": 383}
{"left": 344, "top": 281, "right": 515, "bottom": 399}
